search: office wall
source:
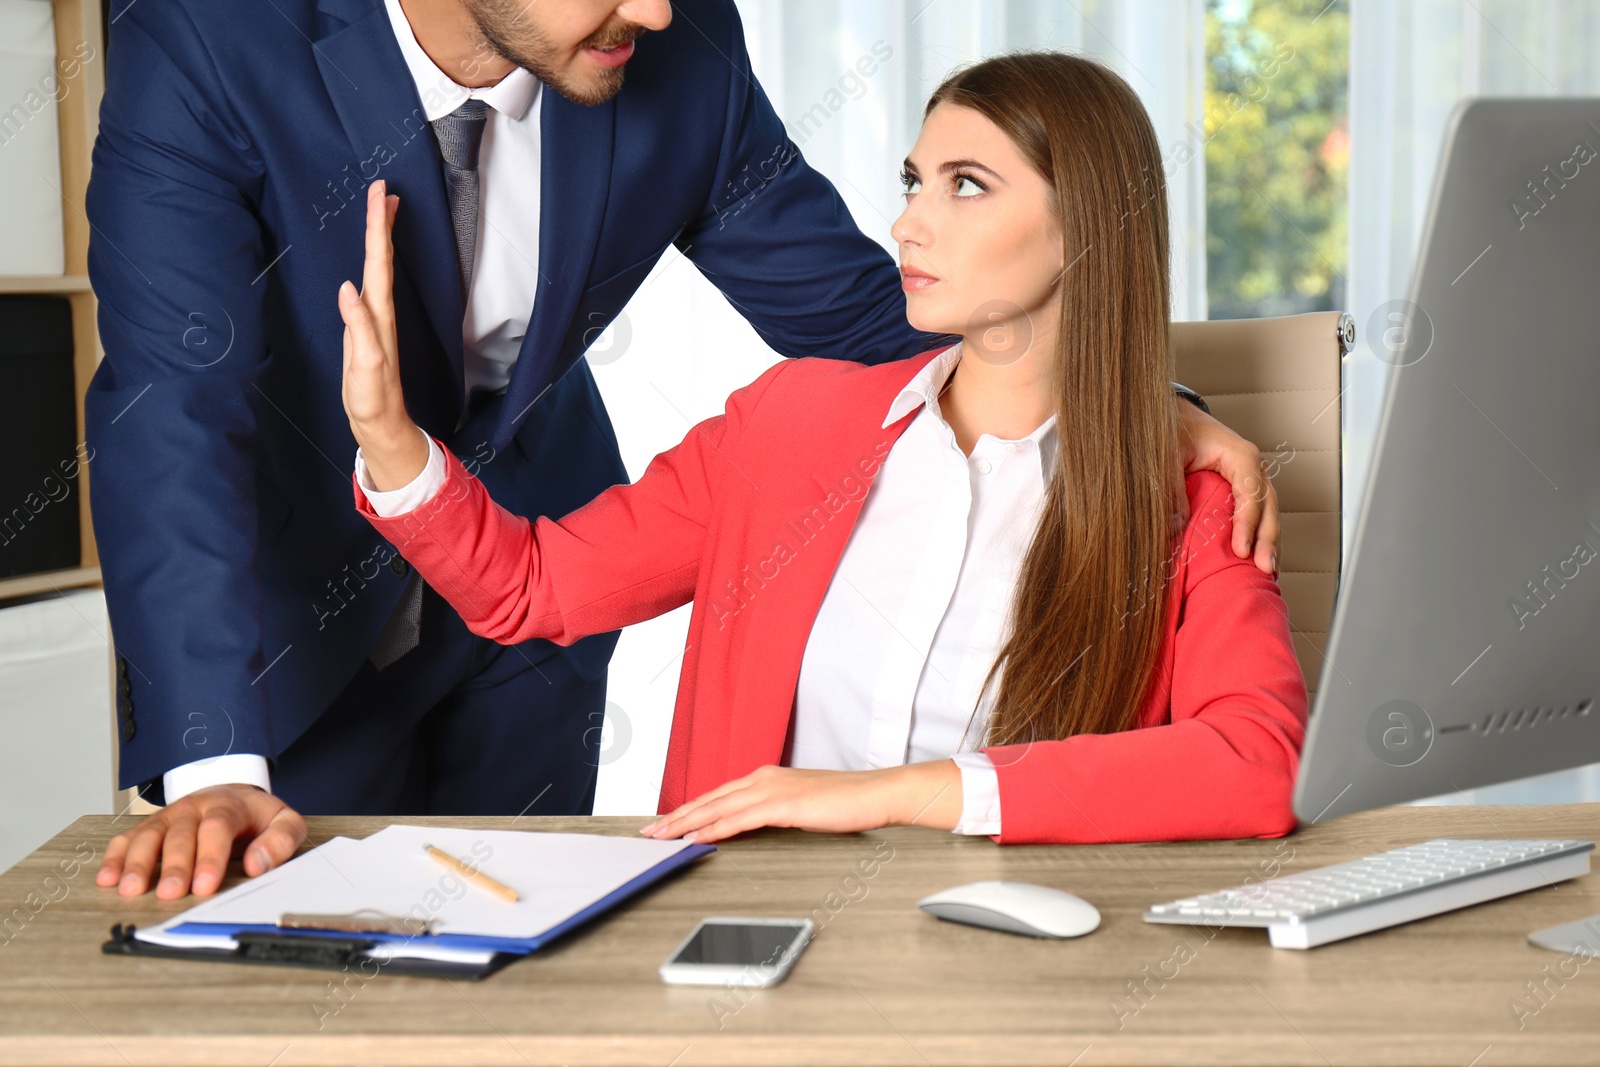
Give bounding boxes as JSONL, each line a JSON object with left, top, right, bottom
{"left": 0, "top": 0, "right": 68, "bottom": 274}
{"left": 0, "top": 589, "right": 115, "bottom": 872}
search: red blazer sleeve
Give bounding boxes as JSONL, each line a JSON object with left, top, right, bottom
{"left": 353, "top": 360, "right": 791, "bottom": 646}
{"left": 982, "top": 473, "right": 1309, "bottom": 845}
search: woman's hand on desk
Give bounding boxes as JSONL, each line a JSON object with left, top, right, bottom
{"left": 639, "top": 761, "right": 965, "bottom": 844}
{"left": 96, "top": 784, "right": 307, "bottom": 899}
{"left": 338, "top": 178, "right": 430, "bottom": 492}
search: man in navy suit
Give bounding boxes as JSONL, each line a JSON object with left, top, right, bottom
{"left": 89, "top": 0, "right": 1280, "bottom": 898}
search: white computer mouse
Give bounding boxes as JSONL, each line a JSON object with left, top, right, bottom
{"left": 917, "top": 880, "right": 1101, "bottom": 938}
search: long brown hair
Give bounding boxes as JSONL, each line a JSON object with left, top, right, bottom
{"left": 934, "top": 52, "right": 1181, "bottom": 747}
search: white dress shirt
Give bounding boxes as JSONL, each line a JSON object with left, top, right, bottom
{"left": 163, "top": 0, "right": 545, "bottom": 803}
{"left": 354, "top": 344, "right": 1058, "bottom": 836}
{"left": 383, "top": 0, "right": 544, "bottom": 398}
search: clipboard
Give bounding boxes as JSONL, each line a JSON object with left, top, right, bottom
{"left": 104, "top": 835, "right": 717, "bottom": 979}
{"left": 101, "top": 923, "right": 517, "bottom": 981}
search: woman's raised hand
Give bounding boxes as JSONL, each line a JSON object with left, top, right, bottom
{"left": 338, "top": 178, "right": 429, "bottom": 491}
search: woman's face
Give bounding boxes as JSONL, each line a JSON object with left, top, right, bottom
{"left": 893, "top": 102, "right": 1065, "bottom": 364}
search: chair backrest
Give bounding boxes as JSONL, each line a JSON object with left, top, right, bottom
{"left": 1171, "top": 311, "right": 1351, "bottom": 706}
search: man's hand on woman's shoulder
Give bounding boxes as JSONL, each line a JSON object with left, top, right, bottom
{"left": 1175, "top": 401, "right": 1280, "bottom": 578}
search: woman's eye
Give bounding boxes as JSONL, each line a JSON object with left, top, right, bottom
{"left": 954, "top": 175, "right": 984, "bottom": 197}
{"left": 900, "top": 172, "right": 922, "bottom": 197}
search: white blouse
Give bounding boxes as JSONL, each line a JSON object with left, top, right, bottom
{"left": 787, "top": 343, "right": 1056, "bottom": 835}
{"left": 358, "top": 344, "right": 1057, "bottom": 836}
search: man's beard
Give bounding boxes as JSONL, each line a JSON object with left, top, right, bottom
{"left": 467, "top": 0, "right": 643, "bottom": 107}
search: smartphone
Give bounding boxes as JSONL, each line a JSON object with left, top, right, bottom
{"left": 658, "top": 916, "right": 815, "bottom": 987}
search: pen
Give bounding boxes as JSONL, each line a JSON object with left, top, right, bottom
{"left": 422, "top": 843, "right": 521, "bottom": 903}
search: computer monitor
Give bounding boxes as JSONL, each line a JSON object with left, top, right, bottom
{"left": 1293, "top": 97, "right": 1600, "bottom": 824}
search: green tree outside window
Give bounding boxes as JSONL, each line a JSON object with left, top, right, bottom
{"left": 1205, "top": 0, "right": 1349, "bottom": 320}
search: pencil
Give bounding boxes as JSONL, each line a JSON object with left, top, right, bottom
{"left": 422, "top": 842, "right": 521, "bottom": 903}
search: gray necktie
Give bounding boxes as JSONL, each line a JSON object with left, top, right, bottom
{"left": 368, "top": 99, "right": 491, "bottom": 671}
{"left": 431, "top": 97, "right": 489, "bottom": 298}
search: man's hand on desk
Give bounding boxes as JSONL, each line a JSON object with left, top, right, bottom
{"left": 96, "top": 784, "right": 308, "bottom": 899}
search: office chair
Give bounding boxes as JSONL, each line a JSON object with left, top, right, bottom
{"left": 1171, "top": 310, "right": 1352, "bottom": 706}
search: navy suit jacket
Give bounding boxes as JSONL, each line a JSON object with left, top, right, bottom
{"left": 85, "top": 0, "right": 943, "bottom": 792}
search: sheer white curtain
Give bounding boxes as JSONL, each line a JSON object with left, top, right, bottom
{"left": 1346, "top": 0, "right": 1600, "bottom": 541}
{"left": 737, "top": 0, "right": 1209, "bottom": 319}
{"left": 1348, "top": 0, "right": 1600, "bottom": 806}
{"left": 592, "top": 1, "right": 1208, "bottom": 813}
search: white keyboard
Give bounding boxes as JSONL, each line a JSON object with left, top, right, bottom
{"left": 1144, "top": 838, "right": 1594, "bottom": 949}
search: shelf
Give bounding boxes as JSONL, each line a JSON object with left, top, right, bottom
{"left": 0, "top": 275, "right": 92, "bottom": 295}
{"left": 0, "top": 566, "right": 102, "bottom": 603}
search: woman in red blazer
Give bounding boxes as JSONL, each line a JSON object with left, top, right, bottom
{"left": 339, "top": 53, "right": 1308, "bottom": 846}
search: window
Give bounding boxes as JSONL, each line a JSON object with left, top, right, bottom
{"left": 1204, "top": 0, "right": 1349, "bottom": 320}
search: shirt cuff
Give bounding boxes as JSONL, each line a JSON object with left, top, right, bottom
{"left": 354, "top": 433, "right": 446, "bottom": 517}
{"left": 163, "top": 753, "right": 272, "bottom": 804}
{"left": 950, "top": 751, "right": 1002, "bottom": 835}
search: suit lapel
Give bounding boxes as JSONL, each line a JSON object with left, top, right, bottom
{"left": 314, "top": 0, "right": 465, "bottom": 417}
{"left": 493, "top": 88, "right": 617, "bottom": 445}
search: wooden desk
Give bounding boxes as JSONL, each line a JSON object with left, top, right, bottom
{"left": 2, "top": 805, "right": 1599, "bottom": 1066}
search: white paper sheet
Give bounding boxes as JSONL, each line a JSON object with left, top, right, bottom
{"left": 139, "top": 825, "right": 700, "bottom": 951}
